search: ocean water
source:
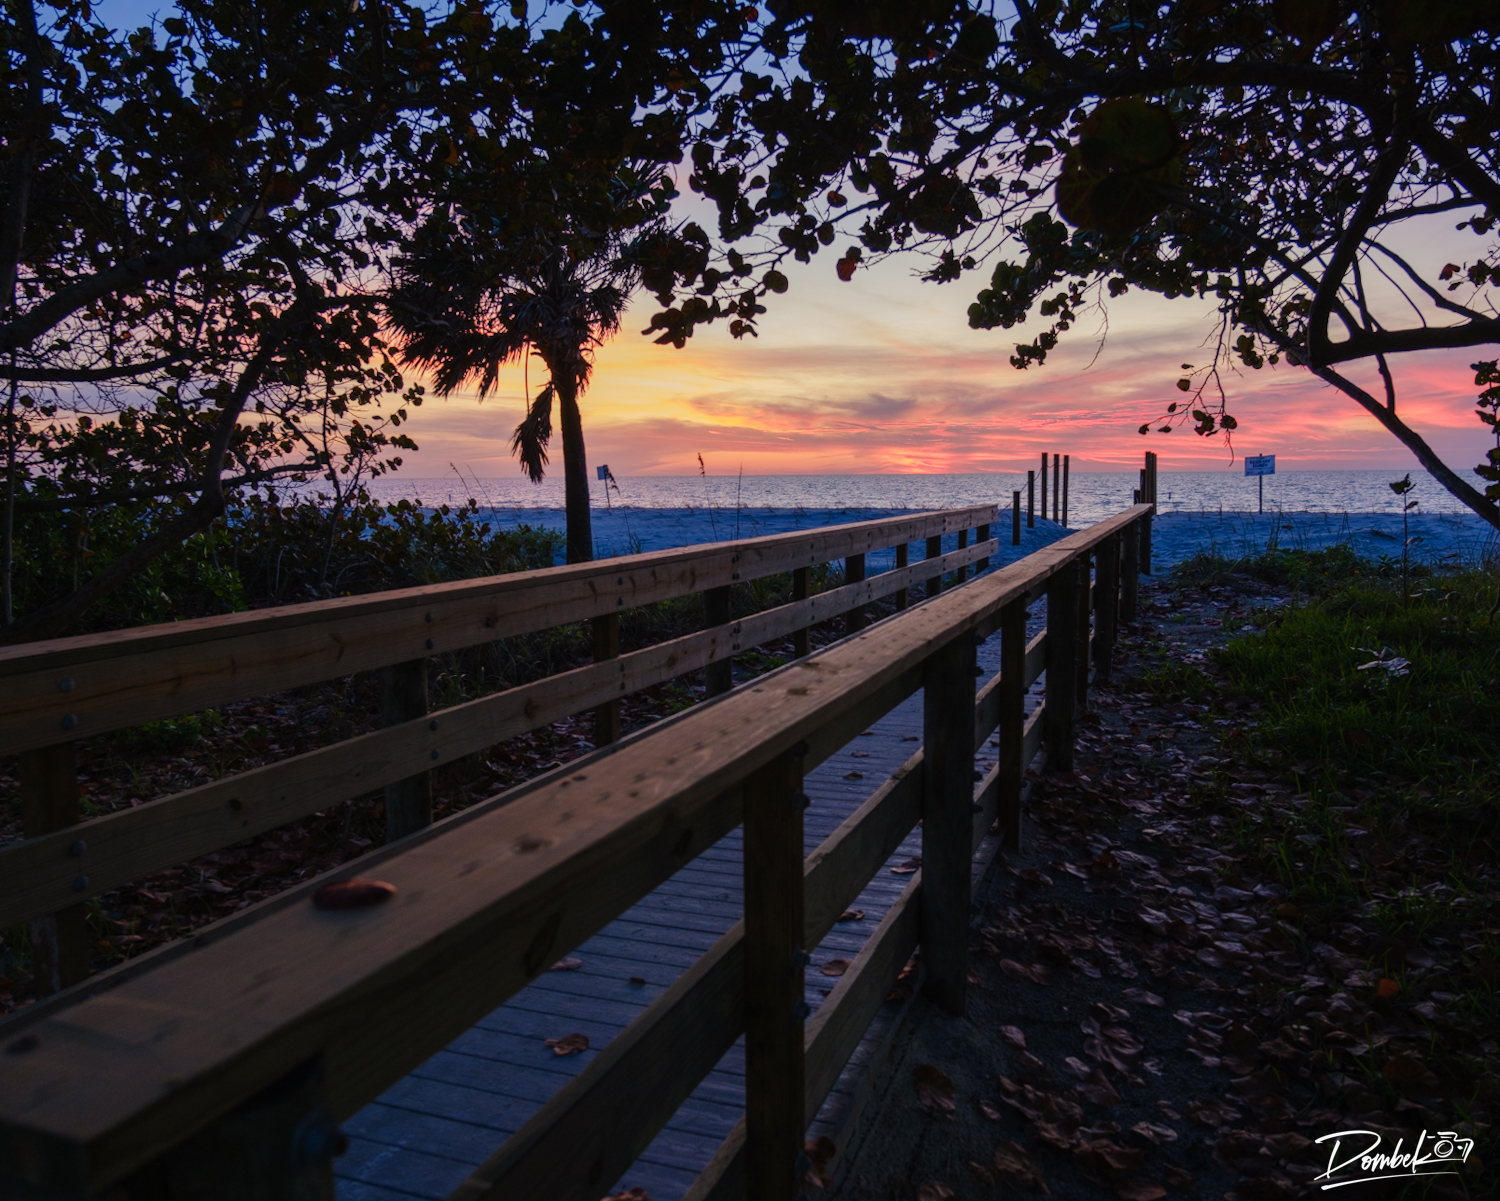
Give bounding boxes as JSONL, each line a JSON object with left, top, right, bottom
{"left": 350, "top": 471, "right": 1496, "bottom": 567}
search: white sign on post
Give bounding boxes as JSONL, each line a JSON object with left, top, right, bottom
{"left": 1244, "top": 455, "right": 1274, "bottom": 513}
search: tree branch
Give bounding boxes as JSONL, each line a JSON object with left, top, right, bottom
{"left": 11, "top": 463, "right": 312, "bottom": 512}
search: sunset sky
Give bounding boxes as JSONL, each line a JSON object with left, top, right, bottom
{"left": 402, "top": 246, "right": 1494, "bottom": 480}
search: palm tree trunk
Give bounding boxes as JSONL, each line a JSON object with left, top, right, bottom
{"left": 556, "top": 373, "right": 593, "bottom": 564}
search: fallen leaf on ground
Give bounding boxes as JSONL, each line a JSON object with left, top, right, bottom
{"left": 1000, "top": 1025, "right": 1027, "bottom": 1049}
{"left": 992, "top": 1140, "right": 1050, "bottom": 1193}
{"left": 1162, "top": 1164, "right": 1194, "bottom": 1188}
{"left": 1076, "top": 1068, "right": 1123, "bottom": 1106}
{"left": 837, "top": 909, "right": 865, "bottom": 922}
{"left": 1156, "top": 1101, "right": 1181, "bottom": 1120}
{"left": 820, "top": 958, "right": 851, "bottom": 977}
{"left": 1122, "top": 988, "right": 1164, "bottom": 1007}
{"left": 1115, "top": 1180, "right": 1166, "bottom": 1201}
{"left": 979, "top": 1099, "right": 1002, "bottom": 1121}
{"left": 1074, "top": 1138, "right": 1145, "bottom": 1175}
{"left": 1183, "top": 1098, "right": 1240, "bottom": 1127}
{"left": 915, "top": 1064, "right": 956, "bottom": 1116}
{"left": 891, "top": 857, "right": 922, "bottom": 874}
{"left": 804, "top": 1135, "right": 836, "bottom": 1188}
{"left": 628, "top": 975, "right": 646, "bottom": 985}
{"left": 999, "top": 959, "right": 1055, "bottom": 985}
{"left": 1130, "top": 1121, "right": 1178, "bottom": 1145}
{"left": 843, "top": 770, "right": 864, "bottom": 780}
{"left": 603, "top": 1190, "right": 648, "bottom": 1201}
{"left": 1375, "top": 977, "right": 1401, "bottom": 998}
{"left": 545, "top": 1032, "right": 590, "bottom": 1056}
{"left": 548, "top": 958, "right": 583, "bottom": 972}
{"left": 968, "top": 1161, "right": 996, "bottom": 1186}
{"left": 1382, "top": 1051, "right": 1442, "bottom": 1093}
{"left": 917, "top": 1184, "right": 954, "bottom": 1201}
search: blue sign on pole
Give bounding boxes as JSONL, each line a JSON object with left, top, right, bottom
{"left": 596, "top": 465, "right": 610, "bottom": 480}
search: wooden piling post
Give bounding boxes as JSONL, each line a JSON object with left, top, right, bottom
{"left": 743, "top": 749, "right": 806, "bottom": 1201}
{"left": 793, "top": 566, "right": 811, "bottom": 657}
{"left": 1141, "top": 452, "right": 1156, "bottom": 574}
{"left": 1121, "top": 516, "right": 1140, "bottom": 623}
{"left": 378, "top": 660, "right": 431, "bottom": 840}
{"left": 998, "top": 599, "right": 1027, "bottom": 849}
{"left": 1027, "top": 472, "right": 1035, "bottom": 528}
{"left": 1040, "top": 452, "right": 1048, "bottom": 521}
{"left": 1062, "top": 455, "right": 1070, "bottom": 527}
{"left": 592, "top": 614, "right": 622, "bottom": 746}
{"left": 1012, "top": 491, "right": 1022, "bottom": 545}
{"left": 977, "top": 523, "right": 990, "bottom": 572}
{"left": 926, "top": 534, "right": 943, "bottom": 598}
{"left": 845, "top": 552, "right": 867, "bottom": 635}
{"left": 1045, "top": 560, "right": 1078, "bottom": 772}
{"left": 20, "top": 743, "right": 89, "bottom": 995}
{"left": 922, "top": 632, "right": 977, "bottom": 1015}
{"left": 1053, "top": 454, "right": 1061, "bottom": 523}
{"left": 1094, "top": 534, "right": 1119, "bottom": 681}
{"left": 894, "top": 545, "right": 909, "bottom": 611}
{"left": 704, "top": 585, "right": 733, "bottom": 696}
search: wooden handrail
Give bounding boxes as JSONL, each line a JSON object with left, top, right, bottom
{"left": 0, "top": 504, "right": 1149, "bottom": 1201}
{"left": 0, "top": 507, "right": 995, "bottom": 756}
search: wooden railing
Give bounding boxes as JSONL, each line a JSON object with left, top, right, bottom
{"left": 0, "top": 501, "right": 1153, "bottom": 1201}
{"left": 0, "top": 506, "right": 995, "bottom": 997}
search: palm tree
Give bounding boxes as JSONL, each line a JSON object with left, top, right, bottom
{"left": 388, "top": 227, "right": 637, "bottom": 565}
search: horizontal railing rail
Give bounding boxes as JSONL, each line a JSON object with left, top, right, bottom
{"left": 1, "top": 506, "right": 997, "bottom": 996}
{"left": 0, "top": 502, "right": 1152, "bottom": 1201}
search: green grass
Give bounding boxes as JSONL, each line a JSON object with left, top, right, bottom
{"left": 1209, "top": 564, "right": 1500, "bottom": 829}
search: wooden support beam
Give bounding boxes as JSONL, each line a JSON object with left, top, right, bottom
{"left": 921, "top": 632, "right": 976, "bottom": 1015}
{"left": 591, "top": 615, "right": 622, "bottom": 746}
{"left": 997, "top": 600, "right": 1027, "bottom": 850}
{"left": 893, "top": 545, "right": 909, "bottom": 611}
{"left": 1121, "top": 518, "right": 1139, "bottom": 623}
{"left": 742, "top": 751, "right": 805, "bottom": 1201}
{"left": 925, "top": 535, "right": 943, "bottom": 598}
{"left": 20, "top": 744, "right": 88, "bottom": 996}
{"left": 377, "top": 660, "right": 431, "bottom": 841}
{"left": 954, "top": 530, "right": 968, "bottom": 585}
{"left": 1045, "top": 560, "right": 1078, "bottom": 772}
{"left": 793, "top": 566, "right": 811, "bottom": 655}
{"left": 1076, "top": 554, "right": 1093, "bottom": 712}
{"left": 1094, "top": 534, "right": 1119, "bottom": 681}
{"left": 976, "top": 524, "right": 990, "bottom": 572}
{"left": 844, "top": 553, "right": 866, "bottom": 635}
{"left": 704, "top": 585, "right": 733, "bottom": 697}
{"left": 1141, "top": 504, "right": 1154, "bottom": 576}
{"left": 119, "top": 1057, "right": 336, "bottom": 1201}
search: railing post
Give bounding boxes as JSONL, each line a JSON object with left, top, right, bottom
{"left": 1062, "top": 454, "right": 1070, "bottom": 527}
{"left": 21, "top": 743, "right": 89, "bottom": 995}
{"left": 845, "top": 552, "right": 866, "bottom": 635}
{"left": 954, "top": 529, "right": 968, "bottom": 585}
{"left": 894, "top": 544, "right": 909, "bottom": 611}
{"left": 1012, "top": 491, "right": 1022, "bottom": 545}
{"left": 976, "top": 523, "right": 990, "bottom": 572}
{"left": 1076, "top": 552, "right": 1093, "bottom": 712}
{"left": 793, "top": 566, "right": 811, "bottom": 657}
{"left": 743, "top": 749, "right": 806, "bottom": 1201}
{"left": 1045, "top": 560, "right": 1078, "bottom": 772}
{"left": 998, "top": 599, "right": 1027, "bottom": 849}
{"left": 378, "top": 660, "right": 431, "bottom": 840}
{"left": 1095, "top": 533, "right": 1119, "bottom": 681}
{"left": 1040, "top": 452, "right": 1048, "bottom": 520}
{"left": 122, "top": 1057, "right": 339, "bottom": 1200}
{"left": 1027, "top": 471, "right": 1035, "bottom": 528}
{"left": 1121, "top": 517, "right": 1140, "bottom": 623}
{"left": 592, "top": 614, "right": 622, "bottom": 745}
{"left": 925, "top": 534, "right": 943, "bottom": 598}
{"left": 1052, "top": 454, "right": 1061, "bottom": 522}
{"left": 704, "top": 585, "right": 733, "bottom": 696}
{"left": 922, "top": 632, "right": 977, "bottom": 1015}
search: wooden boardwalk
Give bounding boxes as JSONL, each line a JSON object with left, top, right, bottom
{"left": 334, "top": 584, "right": 1049, "bottom": 1201}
